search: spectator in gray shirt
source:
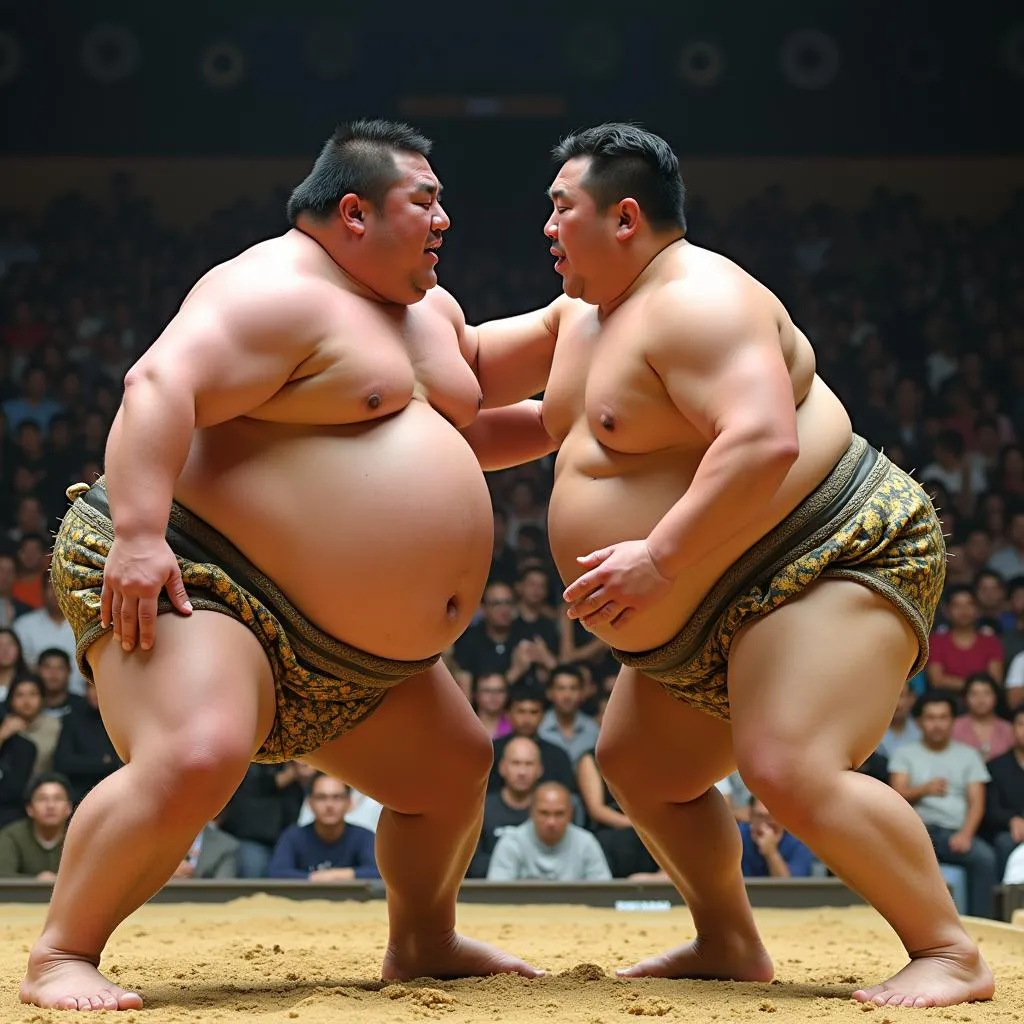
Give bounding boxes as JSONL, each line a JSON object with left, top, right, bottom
{"left": 889, "top": 693, "right": 997, "bottom": 918}
{"left": 487, "top": 782, "right": 611, "bottom": 882}
{"left": 537, "top": 666, "right": 599, "bottom": 766}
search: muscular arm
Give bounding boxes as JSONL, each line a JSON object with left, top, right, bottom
{"left": 106, "top": 280, "right": 322, "bottom": 539}
{"left": 643, "top": 285, "right": 800, "bottom": 579}
{"left": 463, "top": 298, "right": 569, "bottom": 408}
{"left": 461, "top": 400, "right": 557, "bottom": 471}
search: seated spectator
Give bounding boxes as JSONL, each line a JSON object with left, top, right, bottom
{"left": 921, "top": 430, "right": 986, "bottom": 502}
{"left": 52, "top": 676, "right": 121, "bottom": 805}
{"left": 889, "top": 693, "right": 997, "bottom": 918}
{"left": 36, "top": 649, "right": 87, "bottom": 719}
{"left": 472, "top": 672, "right": 512, "bottom": 739}
{"left": 989, "top": 509, "right": 1024, "bottom": 582}
{"left": 5, "top": 675, "right": 61, "bottom": 775}
{"left": 468, "top": 736, "right": 542, "bottom": 878}
{"left": 2, "top": 364, "right": 64, "bottom": 434}
{"left": 0, "top": 772, "right": 72, "bottom": 878}
{"left": 452, "top": 581, "right": 524, "bottom": 685}
{"left": 1001, "top": 646, "right": 1024, "bottom": 712}
{"left": 172, "top": 822, "right": 241, "bottom": 880}
{"left": 974, "top": 569, "right": 1015, "bottom": 634}
{"left": 537, "top": 665, "right": 600, "bottom": 766}
{"left": 0, "top": 628, "right": 29, "bottom": 705}
{"left": 13, "top": 580, "right": 84, "bottom": 694}
{"left": 267, "top": 773, "right": 379, "bottom": 881}
{"left": 514, "top": 566, "right": 560, "bottom": 650}
{"left": 740, "top": 799, "right": 814, "bottom": 878}
{"left": 0, "top": 700, "right": 37, "bottom": 828}
{"left": 487, "top": 782, "right": 611, "bottom": 882}
{"left": 11, "top": 533, "right": 48, "bottom": 610}
{"left": 0, "top": 552, "right": 32, "bottom": 630}
{"left": 878, "top": 681, "right": 923, "bottom": 757}
{"left": 982, "top": 706, "right": 1024, "bottom": 877}
{"left": 488, "top": 683, "right": 576, "bottom": 796}
{"left": 576, "top": 750, "right": 658, "bottom": 879}
{"left": 952, "top": 673, "right": 1015, "bottom": 761}
{"left": 926, "top": 585, "right": 1004, "bottom": 692}
{"left": 218, "top": 763, "right": 307, "bottom": 879}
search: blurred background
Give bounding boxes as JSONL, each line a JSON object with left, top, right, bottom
{"left": 1, "top": 0, "right": 1024, "bottom": 911}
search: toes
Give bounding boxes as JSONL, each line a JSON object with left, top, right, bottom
{"left": 118, "top": 991, "right": 144, "bottom": 1010}
{"left": 852, "top": 987, "right": 883, "bottom": 1002}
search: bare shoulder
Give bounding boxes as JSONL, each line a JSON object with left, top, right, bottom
{"left": 550, "top": 293, "right": 590, "bottom": 335}
{"left": 422, "top": 285, "right": 468, "bottom": 330}
{"left": 171, "top": 237, "right": 339, "bottom": 342}
{"left": 645, "top": 245, "right": 782, "bottom": 366}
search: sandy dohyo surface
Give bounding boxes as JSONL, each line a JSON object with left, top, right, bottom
{"left": 1, "top": 896, "right": 1022, "bottom": 1023}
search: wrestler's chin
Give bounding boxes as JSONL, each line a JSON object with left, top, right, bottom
{"left": 559, "top": 273, "right": 584, "bottom": 300}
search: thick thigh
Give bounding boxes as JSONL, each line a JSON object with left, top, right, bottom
{"left": 729, "top": 579, "right": 918, "bottom": 780}
{"left": 303, "top": 660, "right": 492, "bottom": 813}
{"left": 596, "top": 665, "right": 736, "bottom": 804}
{"left": 87, "top": 610, "right": 277, "bottom": 767}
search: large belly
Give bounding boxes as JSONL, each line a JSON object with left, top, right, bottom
{"left": 548, "top": 379, "right": 853, "bottom": 652}
{"left": 174, "top": 401, "right": 493, "bottom": 660}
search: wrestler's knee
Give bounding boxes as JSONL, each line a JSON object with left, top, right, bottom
{"left": 737, "top": 746, "right": 830, "bottom": 832}
{"left": 135, "top": 730, "right": 252, "bottom": 825}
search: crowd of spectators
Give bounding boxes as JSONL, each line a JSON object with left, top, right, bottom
{"left": 1, "top": 173, "right": 1024, "bottom": 917}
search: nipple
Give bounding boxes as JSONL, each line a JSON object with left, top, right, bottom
{"left": 367, "top": 392, "right": 382, "bottom": 410}
{"left": 600, "top": 412, "right": 615, "bottom": 431}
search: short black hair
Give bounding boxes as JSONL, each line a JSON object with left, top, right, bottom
{"left": 507, "top": 682, "right": 546, "bottom": 708}
{"left": 310, "top": 771, "right": 350, "bottom": 797}
{"left": 548, "top": 664, "right": 584, "bottom": 687}
{"left": 287, "top": 119, "right": 433, "bottom": 225}
{"left": 552, "top": 123, "right": 686, "bottom": 233}
{"left": 913, "top": 691, "right": 958, "bottom": 719}
{"left": 38, "top": 648, "right": 71, "bottom": 668}
{"left": 944, "top": 582, "right": 975, "bottom": 603}
{"left": 25, "top": 772, "right": 72, "bottom": 804}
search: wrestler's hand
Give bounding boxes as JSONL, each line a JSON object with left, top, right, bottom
{"left": 101, "top": 535, "right": 193, "bottom": 653}
{"left": 563, "top": 540, "right": 673, "bottom": 630}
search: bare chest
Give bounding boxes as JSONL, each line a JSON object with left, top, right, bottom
{"left": 250, "top": 300, "right": 482, "bottom": 428}
{"left": 543, "top": 308, "right": 692, "bottom": 454}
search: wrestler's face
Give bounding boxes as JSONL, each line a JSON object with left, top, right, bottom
{"left": 545, "top": 157, "right": 622, "bottom": 305}
{"left": 367, "top": 152, "right": 449, "bottom": 304}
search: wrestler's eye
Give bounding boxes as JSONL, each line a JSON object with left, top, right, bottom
{"left": 555, "top": 207, "right": 568, "bottom": 215}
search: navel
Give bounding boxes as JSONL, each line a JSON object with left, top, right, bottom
{"left": 478, "top": 392, "right": 484, "bottom": 409}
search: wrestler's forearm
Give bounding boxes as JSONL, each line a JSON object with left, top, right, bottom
{"left": 105, "top": 372, "right": 197, "bottom": 538}
{"left": 646, "top": 430, "right": 798, "bottom": 578}
{"left": 470, "top": 303, "right": 559, "bottom": 409}
{"left": 462, "top": 400, "right": 557, "bottom": 471}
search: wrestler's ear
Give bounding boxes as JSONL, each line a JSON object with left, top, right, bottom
{"left": 338, "top": 193, "right": 368, "bottom": 236}
{"left": 615, "top": 198, "right": 640, "bottom": 240}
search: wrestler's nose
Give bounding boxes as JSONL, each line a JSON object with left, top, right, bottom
{"left": 544, "top": 216, "right": 557, "bottom": 240}
{"left": 432, "top": 204, "right": 451, "bottom": 232}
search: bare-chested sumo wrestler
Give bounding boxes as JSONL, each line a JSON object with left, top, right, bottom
{"left": 20, "top": 120, "right": 553, "bottom": 1012}
{"left": 471, "top": 124, "right": 994, "bottom": 1009}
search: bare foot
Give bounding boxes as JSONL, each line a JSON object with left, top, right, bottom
{"left": 852, "top": 945, "right": 995, "bottom": 1009}
{"left": 20, "top": 948, "right": 143, "bottom": 1011}
{"left": 383, "top": 931, "right": 544, "bottom": 981}
{"left": 617, "top": 934, "right": 775, "bottom": 983}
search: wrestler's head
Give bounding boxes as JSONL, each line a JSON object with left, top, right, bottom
{"left": 288, "top": 119, "right": 449, "bottom": 305}
{"left": 545, "top": 123, "right": 686, "bottom": 306}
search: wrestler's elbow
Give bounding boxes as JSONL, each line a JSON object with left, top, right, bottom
{"left": 727, "top": 421, "right": 799, "bottom": 474}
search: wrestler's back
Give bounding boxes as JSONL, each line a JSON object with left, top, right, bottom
{"left": 545, "top": 242, "right": 853, "bottom": 653}
{"left": 171, "top": 233, "right": 493, "bottom": 661}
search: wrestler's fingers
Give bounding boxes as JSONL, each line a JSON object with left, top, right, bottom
{"left": 563, "top": 570, "right": 604, "bottom": 605}
{"left": 165, "top": 566, "right": 193, "bottom": 617}
{"left": 137, "top": 595, "right": 159, "bottom": 652}
{"left": 567, "top": 587, "right": 608, "bottom": 619}
{"left": 118, "top": 595, "right": 139, "bottom": 652}
{"left": 110, "top": 591, "right": 123, "bottom": 642}
{"left": 100, "top": 579, "right": 112, "bottom": 630}
{"left": 581, "top": 601, "right": 619, "bottom": 629}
